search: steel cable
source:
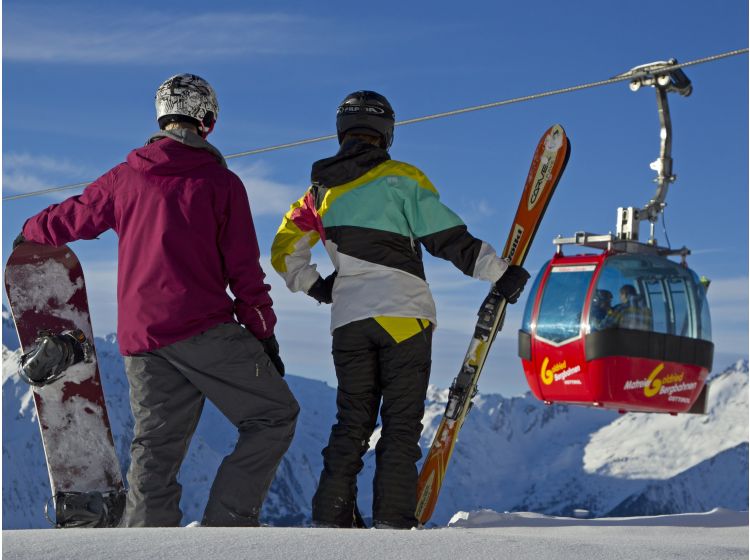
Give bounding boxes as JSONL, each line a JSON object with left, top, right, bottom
{"left": 4, "top": 48, "right": 747, "bottom": 202}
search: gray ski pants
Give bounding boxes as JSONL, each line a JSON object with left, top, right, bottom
{"left": 120, "top": 322, "right": 299, "bottom": 527}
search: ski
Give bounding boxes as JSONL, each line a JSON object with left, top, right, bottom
{"left": 415, "top": 124, "right": 571, "bottom": 525}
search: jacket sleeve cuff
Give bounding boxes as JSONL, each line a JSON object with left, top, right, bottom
{"left": 239, "top": 305, "right": 277, "bottom": 340}
{"left": 472, "top": 242, "right": 508, "bottom": 282}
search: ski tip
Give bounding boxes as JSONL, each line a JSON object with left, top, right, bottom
{"left": 547, "top": 123, "right": 565, "bottom": 133}
{"left": 544, "top": 124, "right": 568, "bottom": 147}
{"left": 542, "top": 125, "right": 571, "bottom": 167}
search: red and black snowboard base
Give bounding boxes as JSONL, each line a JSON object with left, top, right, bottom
{"left": 5, "top": 242, "right": 125, "bottom": 528}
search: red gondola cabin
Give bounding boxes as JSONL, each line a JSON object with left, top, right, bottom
{"left": 518, "top": 234, "right": 713, "bottom": 414}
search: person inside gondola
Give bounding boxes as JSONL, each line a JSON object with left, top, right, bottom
{"left": 611, "top": 284, "right": 653, "bottom": 331}
{"left": 590, "top": 289, "right": 616, "bottom": 330}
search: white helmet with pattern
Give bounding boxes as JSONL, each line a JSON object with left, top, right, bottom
{"left": 155, "top": 73, "right": 219, "bottom": 137}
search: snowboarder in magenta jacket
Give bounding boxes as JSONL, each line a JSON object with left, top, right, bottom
{"left": 17, "top": 74, "right": 299, "bottom": 527}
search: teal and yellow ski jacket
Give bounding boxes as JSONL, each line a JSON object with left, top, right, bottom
{"left": 271, "top": 142, "right": 507, "bottom": 333}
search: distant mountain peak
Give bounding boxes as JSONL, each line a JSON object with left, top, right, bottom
{"left": 710, "top": 359, "right": 749, "bottom": 381}
{"left": 2, "top": 338, "right": 748, "bottom": 528}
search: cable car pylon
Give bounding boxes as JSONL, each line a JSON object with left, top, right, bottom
{"left": 519, "top": 59, "right": 713, "bottom": 415}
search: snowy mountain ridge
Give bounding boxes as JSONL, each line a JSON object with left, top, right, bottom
{"left": 2, "top": 313, "right": 747, "bottom": 528}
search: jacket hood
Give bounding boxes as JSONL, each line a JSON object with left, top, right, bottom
{"left": 311, "top": 140, "right": 390, "bottom": 188}
{"left": 127, "top": 129, "right": 227, "bottom": 176}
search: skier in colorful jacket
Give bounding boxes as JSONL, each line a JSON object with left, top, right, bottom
{"left": 271, "top": 90, "right": 530, "bottom": 528}
{"left": 16, "top": 74, "right": 299, "bottom": 528}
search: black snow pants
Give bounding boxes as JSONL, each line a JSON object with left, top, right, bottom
{"left": 312, "top": 317, "right": 432, "bottom": 529}
{"left": 120, "top": 322, "right": 299, "bottom": 527}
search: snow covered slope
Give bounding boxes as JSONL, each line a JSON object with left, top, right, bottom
{"left": 583, "top": 362, "right": 749, "bottom": 480}
{"left": 3, "top": 509, "right": 748, "bottom": 560}
{"left": 607, "top": 443, "right": 749, "bottom": 516}
{"left": 2, "top": 317, "right": 747, "bottom": 528}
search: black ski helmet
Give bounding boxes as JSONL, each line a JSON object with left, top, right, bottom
{"left": 336, "top": 90, "right": 395, "bottom": 149}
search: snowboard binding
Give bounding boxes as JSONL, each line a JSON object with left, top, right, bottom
{"left": 18, "top": 329, "right": 93, "bottom": 386}
{"left": 45, "top": 490, "right": 126, "bottom": 528}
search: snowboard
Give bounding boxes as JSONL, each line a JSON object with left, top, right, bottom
{"left": 4, "top": 241, "right": 125, "bottom": 527}
{"left": 415, "top": 125, "right": 571, "bottom": 525}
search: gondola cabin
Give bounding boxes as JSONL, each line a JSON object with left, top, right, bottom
{"left": 518, "top": 233, "right": 713, "bottom": 414}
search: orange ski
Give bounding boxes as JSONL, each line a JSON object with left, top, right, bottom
{"left": 415, "top": 125, "right": 570, "bottom": 525}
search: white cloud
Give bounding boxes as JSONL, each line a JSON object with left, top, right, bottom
{"left": 4, "top": 153, "right": 88, "bottom": 176}
{"left": 703, "top": 277, "right": 748, "bottom": 314}
{"left": 689, "top": 248, "right": 730, "bottom": 256}
{"left": 463, "top": 198, "right": 496, "bottom": 219}
{"left": 2, "top": 152, "right": 305, "bottom": 211}
{"left": 83, "top": 260, "right": 119, "bottom": 336}
{"left": 3, "top": 152, "right": 92, "bottom": 196}
{"left": 702, "top": 276, "right": 749, "bottom": 351}
{"left": 229, "top": 160, "right": 305, "bottom": 216}
{"left": 5, "top": 11, "right": 331, "bottom": 64}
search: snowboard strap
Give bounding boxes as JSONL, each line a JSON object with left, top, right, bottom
{"left": 46, "top": 490, "right": 126, "bottom": 528}
{"left": 18, "top": 329, "right": 93, "bottom": 386}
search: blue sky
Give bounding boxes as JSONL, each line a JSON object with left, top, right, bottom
{"left": 3, "top": 0, "right": 748, "bottom": 395}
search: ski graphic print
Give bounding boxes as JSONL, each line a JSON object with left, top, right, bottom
{"left": 415, "top": 125, "right": 571, "bottom": 525}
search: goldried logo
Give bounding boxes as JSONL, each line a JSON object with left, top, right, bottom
{"left": 540, "top": 357, "right": 582, "bottom": 386}
{"left": 507, "top": 224, "right": 524, "bottom": 259}
{"left": 622, "top": 363, "right": 697, "bottom": 398}
{"left": 644, "top": 363, "right": 667, "bottom": 397}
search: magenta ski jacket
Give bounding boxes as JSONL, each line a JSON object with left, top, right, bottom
{"left": 22, "top": 132, "right": 276, "bottom": 355}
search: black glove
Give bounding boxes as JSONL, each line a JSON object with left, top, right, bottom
{"left": 260, "top": 335, "right": 285, "bottom": 377}
{"left": 495, "top": 264, "right": 531, "bottom": 304}
{"left": 307, "top": 272, "right": 337, "bottom": 305}
{"left": 13, "top": 233, "right": 26, "bottom": 249}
